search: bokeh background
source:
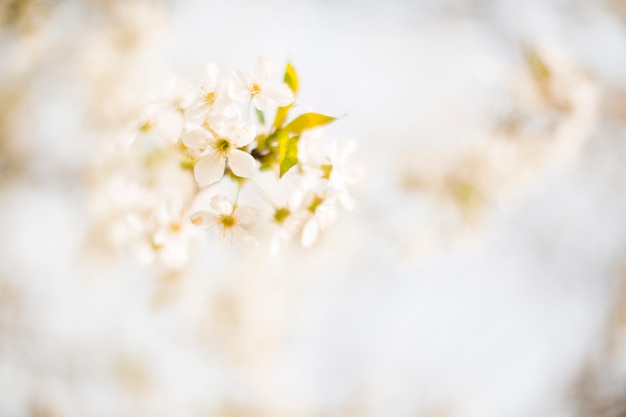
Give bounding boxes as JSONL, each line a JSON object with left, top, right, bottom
{"left": 2, "top": 0, "right": 626, "bottom": 416}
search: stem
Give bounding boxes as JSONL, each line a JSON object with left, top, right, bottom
{"left": 250, "top": 180, "right": 277, "bottom": 209}
{"left": 247, "top": 99, "right": 254, "bottom": 122}
{"left": 206, "top": 125, "right": 220, "bottom": 139}
{"left": 233, "top": 180, "right": 243, "bottom": 208}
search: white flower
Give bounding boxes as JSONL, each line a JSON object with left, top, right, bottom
{"left": 190, "top": 195, "right": 258, "bottom": 247}
{"left": 230, "top": 57, "right": 294, "bottom": 111}
{"left": 126, "top": 104, "right": 184, "bottom": 148}
{"left": 166, "top": 76, "right": 195, "bottom": 113}
{"left": 301, "top": 137, "right": 361, "bottom": 184}
{"left": 181, "top": 122, "right": 257, "bottom": 186}
{"left": 300, "top": 193, "right": 339, "bottom": 248}
{"left": 300, "top": 136, "right": 362, "bottom": 210}
{"left": 323, "top": 139, "right": 363, "bottom": 190}
{"left": 269, "top": 202, "right": 303, "bottom": 256}
{"left": 185, "top": 63, "right": 240, "bottom": 124}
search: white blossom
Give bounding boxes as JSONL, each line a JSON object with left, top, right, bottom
{"left": 230, "top": 56, "right": 294, "bottom": 111}
{"left": 181, "top": 122, "right": 257, "bottom": 186}
{"left": 190, "top": 195, "right": 258, "bottom": 247}
{"left": 185, "top": 63, "right": 240, "bottom": 124}
{"left": 300, "top": 192, "right": 339, "bottom": 248}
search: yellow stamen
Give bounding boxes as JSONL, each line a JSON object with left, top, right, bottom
{"left": 250, "top": 83, "right": 262, "bottom": 96}
{"left": 214, "top": 138, "right": 231, "bottom": 153}
{"left": 321, "top": 164, "right": 333, "bottom": 179}
{"left": 205, "top": 91, "right": 217, "bottom": 105}
{"left": 274, "top": 207, "right": 291, "bottom": 224}
{"left": 308, "top": 195, "right": 324, "bottom": 213}
{"left": 139, "top": 119, "right": 153, "bottom": 133}
{"left": 219, "top": 214, "right": 236, "bottom": 228}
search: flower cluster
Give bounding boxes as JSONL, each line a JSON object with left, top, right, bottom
{"left": 90, "top": 57, "right": 361, "bottom": 268}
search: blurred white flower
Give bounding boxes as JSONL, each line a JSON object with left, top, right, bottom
{"left": 185, "top": 63, "right": 240, "bottom": 124}
{"left": 166, "top": 76, "right": 195, "bottom": 113}
{"left": 127, "top": 103, "right": 184, "bottom": 148}
{"left": 230, "top": 56, "right": 294, "bottom": 111}
{"left": 269, "top": 202, "right": 308, "bottom": 256}
{"left": 144, "top": 199, "right": 203, "bottom": 270}
{"left": 182, "top": 122, "right": 257, "bottom": 186}
{"left": 299, "top": 136, "right": 362, "bottom": 211}
{"left": 190, "top": 195, "right": 258, "bottom": 247}
{"left": 301, "top": 193, "right": 339, "bottom": 248}
{"left": 323, "top": 139, "right": 363, "bottom": 191}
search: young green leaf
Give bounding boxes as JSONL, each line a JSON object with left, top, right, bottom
{"left": 273, "top": 103, "right": 293, "bottom": 130}
{"left": 284, "top": 113, "right": 336, "bottom": 134}
{"left": 279, "top": 134, "right": 300, "bottom": 178}
{"left": 284, "top": 62, "right": 299, "bottom": 94}
{"left": 277, "top": 130, "right": 289, "bottom": 162}
{"left": 256, "top": 108, "right": 266, "bottom": 125}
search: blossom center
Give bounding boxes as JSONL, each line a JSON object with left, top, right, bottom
{"left": 214, "top": 138, "right": 231, "bottom": 154}
{"left": 205, "top": 91, "right": 217, "bottom": 105}
{"left": 139, "top": 119, "right": 153, "bottom": 133}
{"left": 219, "top": 214, "right": 236, "bottom": 228}
{"left": 274, "top": 207, "right": 291, "bottom": 223}
{"left": 321, "top": 164, "right": 333, "bottom": 179}
{"left": 308, "top": 195, "right": 324, "bottom": 213}
{"left": 250, "top": 83, "right": 262, "bottom": 96}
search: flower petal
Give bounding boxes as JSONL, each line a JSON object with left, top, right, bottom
{"left": 189, "top": 211, "right": 217, "bottom": 228}
{"left": 184, "top": 102, "right": 207, "bottom": 123}
{"left": 210, "top": 194, "right": 233, "bottom": 214}
{"left": 229, "top": 70, "right": 252, "bottom": 101}
{"left": 233, "top": 226, "right": 257, "bottom": 249}
{"left": 253, "top": 56, "right": 276, "bottom": 83}
{"left": 182, "top": 127, "right": 211, "bottom": 150}
{"left": 228, "top": 149, "right": 256, "bottom": 178}
{"left": 253, "top": 94, "right": 274, "bottom": 112}
{"left": 229, "top": 122, "right": 256, "bottom": 147}
{"left": 317, "top": 202, "right": 338, "bottom": 228}
{"left": 336, "top": 190, "right": 356, "bottom": 210}
{"left": 194, "top": 153, "right": 226, "bottom": 186}
{"left": 215, "top": 226, "right": 233, "bottom": 247}
{"left": 301, "top": 217, "right": 319, "bottom": 248}
{"left": 200, "top": 63, "right": 219, "bottom": 90}
{"left": 234, "top": 206, "right": 259, "bottom": 224}
{"left": 209, "top": 102, "right": 242, "bottom": 125}
{"left": 262, "top": 83, "right": 294, "bottom": 107}
{"left": 269, "top": 237, "right": 282, "bottom": 256}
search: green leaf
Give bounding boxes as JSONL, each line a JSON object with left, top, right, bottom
{"left": 270, "top": 129, "right": 287, "bottom": 165}
{"left": 284, "top": 113, "right": 336, "bottom": 134}
{"left": 284, "top": 62, "right": 299, "bottom": 94}
{"left": 273, "top": 104, "right": 293, "bottom": 130}
{"left": 279, "top": 134, "right": 300, "bottom": 178}
{"left": 277, "top": 130, "right": 288, "bottom": 159}
{"left": 256, "top": 109, "right": 266, "bottom": 125}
